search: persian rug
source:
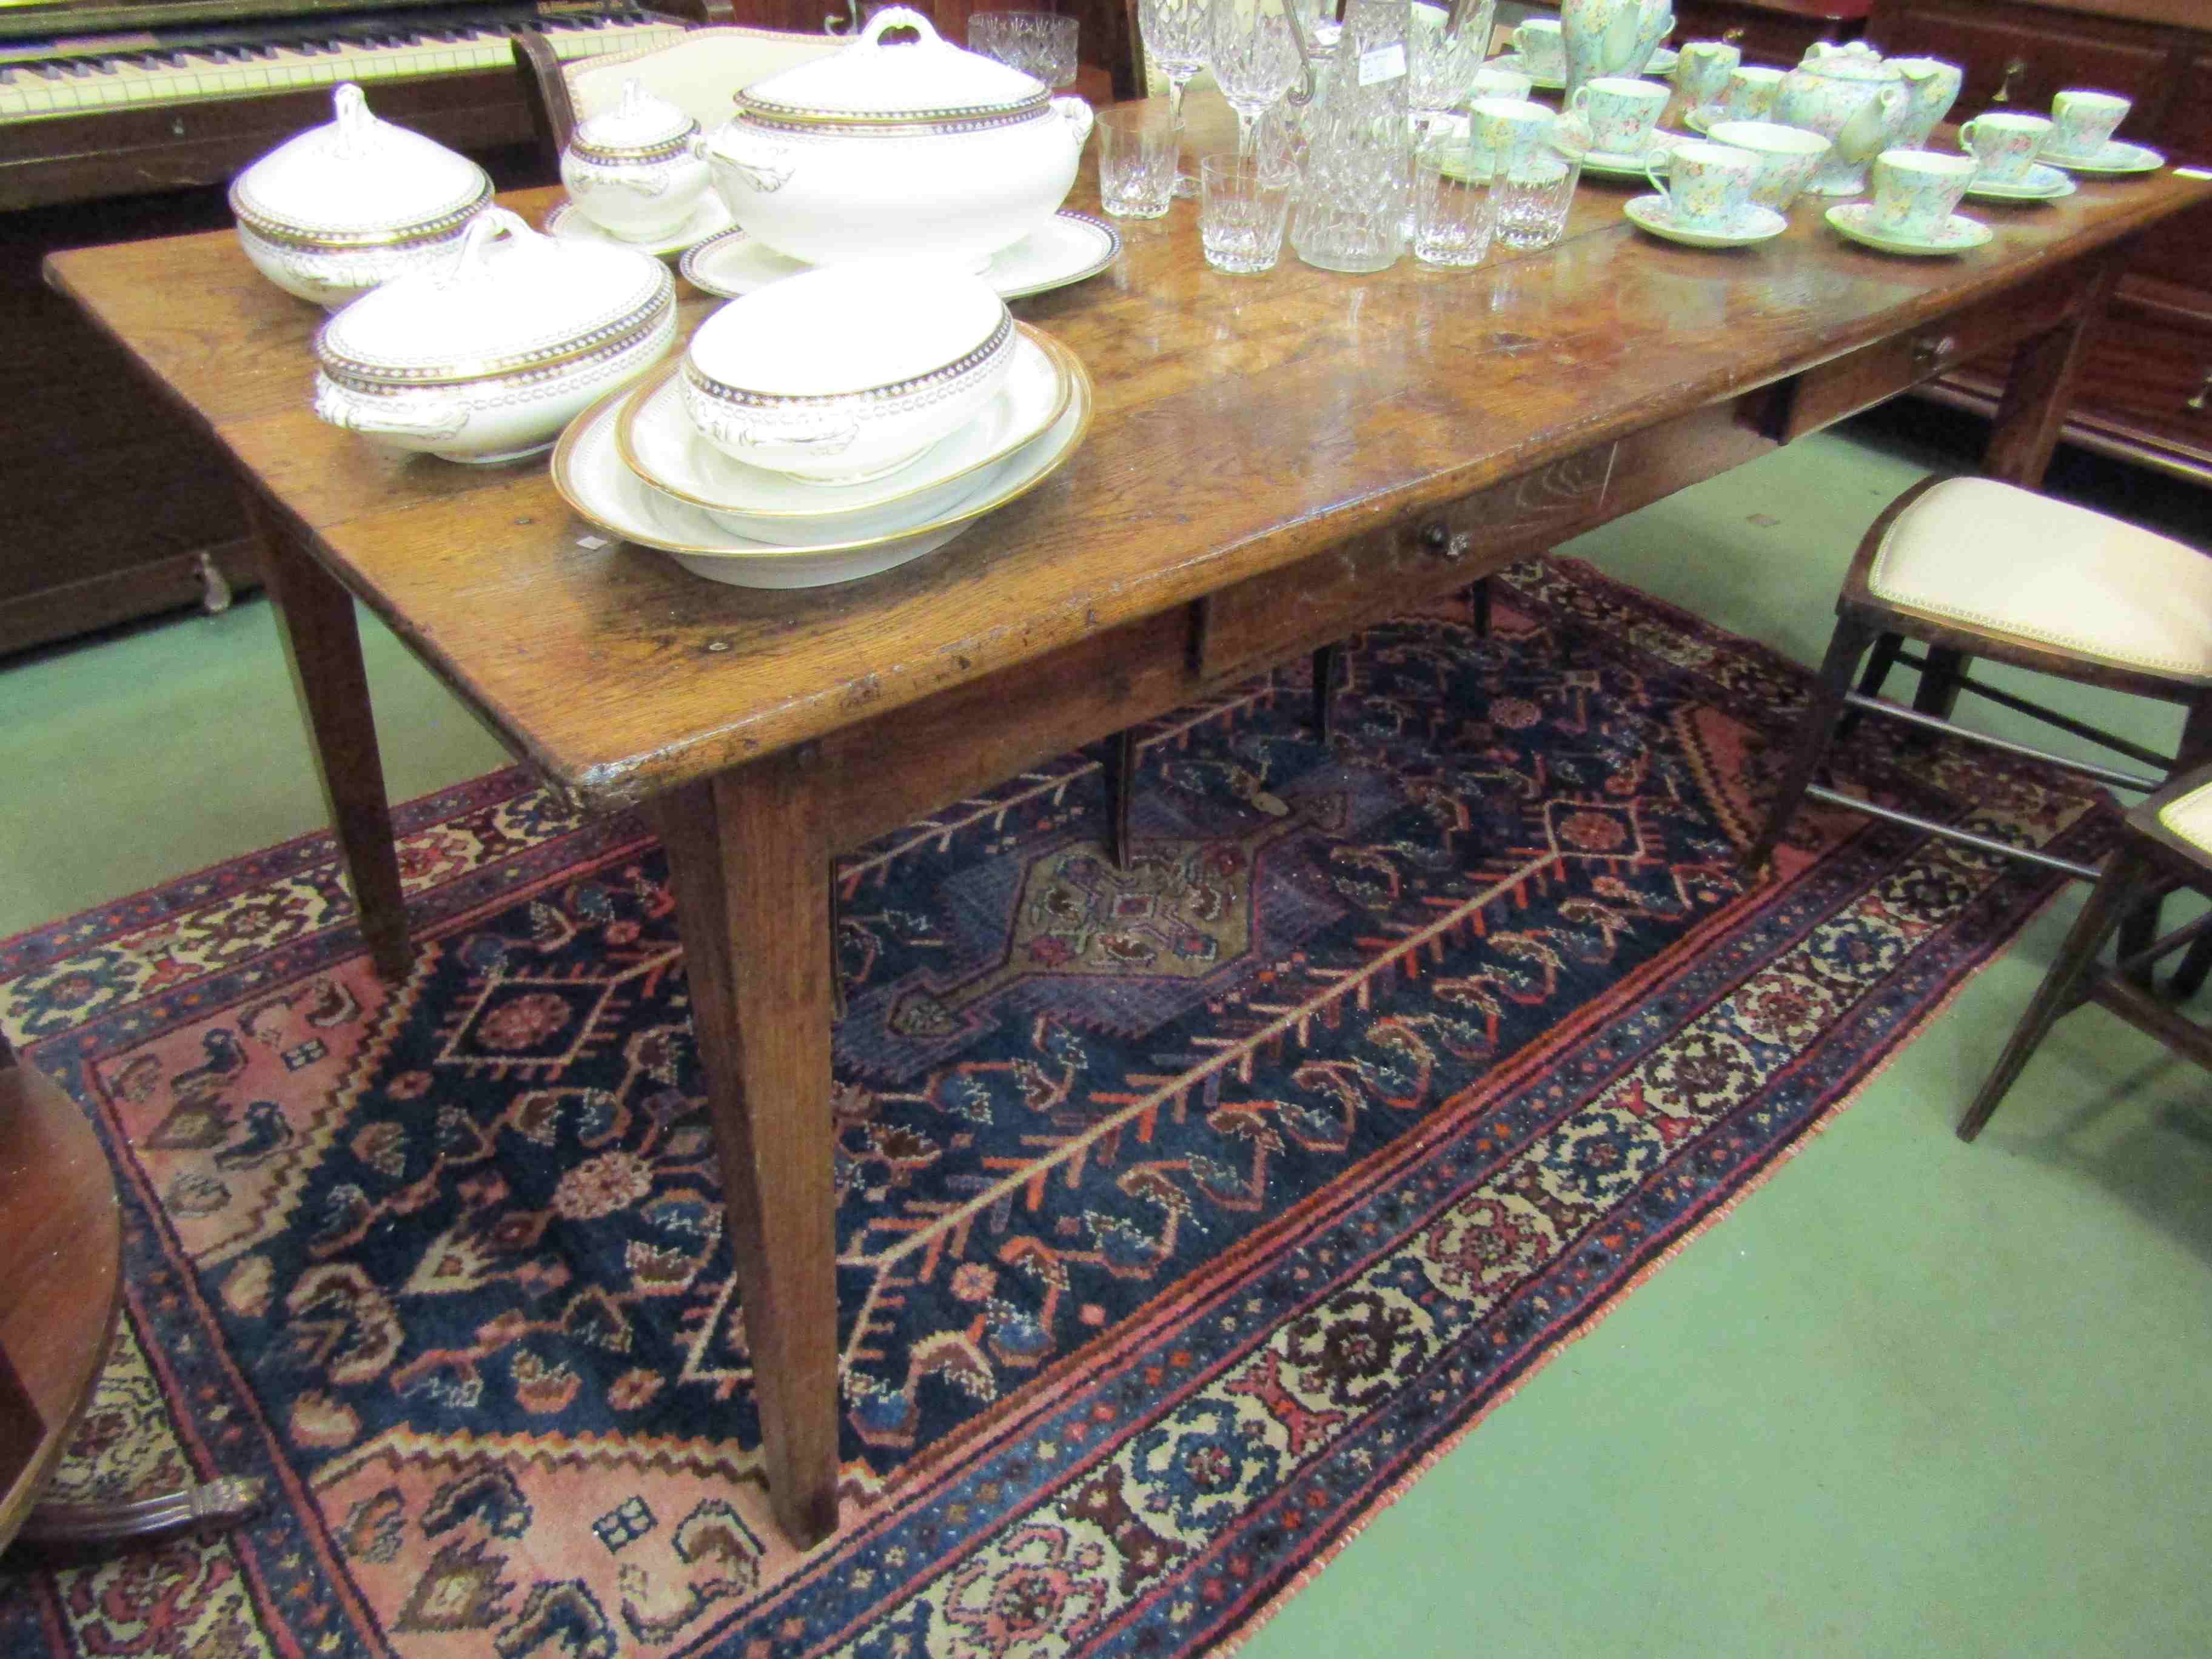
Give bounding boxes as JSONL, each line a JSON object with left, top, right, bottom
{"left": 0, "top": 558, "right": 2111, "bottom": 1659}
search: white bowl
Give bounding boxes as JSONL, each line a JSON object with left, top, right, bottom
{"left": 679, "top": 256, "right": 1016, "bottom": 484}
{"left": 312, "top": 209, "right": 675, "bottom": 464}
{"left": 702, "top": 8, "right": 1092, "bottom": 270}
{"left": 230, "top": 82, "right": 492, "bottom": 309}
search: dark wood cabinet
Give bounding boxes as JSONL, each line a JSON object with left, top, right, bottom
{"left": 1868, "top": 0, "right": 2212, "bottom": 486}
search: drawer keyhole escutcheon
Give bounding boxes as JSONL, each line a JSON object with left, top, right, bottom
{"left": 1911, "top": 335, "right": 1958, "bottom": 370}
{"left": 1421, "top": 523, "right": 1469, "bottom": 561}
{"left": 1991, "top": 58, "right": 2028, "bottom": 104}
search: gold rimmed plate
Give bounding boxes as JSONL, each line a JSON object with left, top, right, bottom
{"left": 614, "top": 323, "right": 1071, "bottom": 545}
{"left": 551, "top": 332, "right": 1093, "bottom": 589}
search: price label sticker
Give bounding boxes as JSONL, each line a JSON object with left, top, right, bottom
{"left": 576, "top": 534, "right": 611, "bottom": 549}
{"left": 1358, "top": 43, "right": 1407, "bottom": 85}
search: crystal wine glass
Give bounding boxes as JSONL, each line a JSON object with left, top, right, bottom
{"left": 1138, "top": 0, "right": 1210, "bottom": 196}
{"left": 1407, "top": 0, "right": 1496, "bottom": 145}
{"left": 1209, "top": 0, "right": 1303, "bottom": 161}
{"left": 968, "top": 10, "right": 1080, "bottom": 89}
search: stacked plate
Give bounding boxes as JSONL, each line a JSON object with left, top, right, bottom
{"left": 553, "top": 260, "right": 1091, "bottom": 589}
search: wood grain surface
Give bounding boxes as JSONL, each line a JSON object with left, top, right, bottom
{"left": 45, "top": 99, "right": 2212, "bottom": 818}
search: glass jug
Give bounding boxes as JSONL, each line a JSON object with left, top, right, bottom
{"left": 1290, "top": 0, "right": 1413, "bottom": 273}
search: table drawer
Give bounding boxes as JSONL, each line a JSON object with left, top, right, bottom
{"left": 1768, "top": 267, "right": 2085, "bottom": 442}
{"left": 1196, "top": 444, "right": 1614, "bottom": 681}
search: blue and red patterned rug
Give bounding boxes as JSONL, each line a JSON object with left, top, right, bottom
{"left": 0, "top": 559, "right": 2109, "bottom": 1658}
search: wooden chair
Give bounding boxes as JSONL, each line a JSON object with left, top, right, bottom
{"left": 512, "top": 22, "right": 847, "bottom": 181}
{"left": 1, "top": 1032, "right": 259, "bottom": 1557}
{"left": 1959, "top": 759, "right": 2212, "bottom": 1141}
{"left": 1744, "top": 478, "right": 2212, "bottom": 977}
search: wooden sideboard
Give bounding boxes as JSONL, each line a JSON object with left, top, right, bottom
{"left": 1866, "top": 0, "right": 2212, "bottom": 484}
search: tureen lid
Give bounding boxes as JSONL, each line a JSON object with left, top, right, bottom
{"left": 232, "top": 82, "right": 492, "bottom": 248}
{"left": 734, "top": 8, "right": 1050, "bottom": 131}
{"left": 686, "top": 256, "right": 1007, "bottom": 399}
{"left": 313, "top": 209, "right": 674, "bottom": 388}
{"left": 570, "top": 78, "right": 699, "bottom": 159}
{"left": 1797, "top": 40, "right": 1899, "bottom": 81}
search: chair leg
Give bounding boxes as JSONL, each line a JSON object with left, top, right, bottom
{"left": 2168, "top": 929, "right": 2212, "bottom": 1002}
{"left": 1467, "top": 578, "right": 1492, "bottom": 639}
{"left": 1835, "top": 630, "right": 1905, "bottom": 745}
{"left": 1743, "top": 615, "right": 1880, "bottom": 876}
{"left": 1311, "top": 644, "right": 1338, "bottom": 743}
{"left": 1104, "top": 727, "right": 1138, "bottom": 871}
{"left": 1958, "top": 843, "right": 2150, "bottom": 1142}
{"left": 1912, "top": 645, "right": 1969, "bottom": 721}
{"left": 827, "top": 866, "right": 846, "bottom": 1022}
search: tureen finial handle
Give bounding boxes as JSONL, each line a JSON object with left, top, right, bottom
{"left": 857, "top": 5, "right": 940, "bottom": 49}
{"left": 329, "top": 83, "right": 381, "bottom": 161}
{"left": 444, "top": 208, "right": 539, "bottom": 286}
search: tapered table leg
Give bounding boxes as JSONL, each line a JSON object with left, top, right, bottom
{"left": 650, "top": 751, "right": 840, "bottom": 1549}
{"left": 246, "top": 494, "right": 411, "bottom": 983}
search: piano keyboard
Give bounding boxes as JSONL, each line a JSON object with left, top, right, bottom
{"left": 0, "top": 12, "right": 685, "bottom": 122}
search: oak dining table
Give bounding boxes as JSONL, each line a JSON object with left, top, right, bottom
{"left": 44, "top": 99, "right": 2212, "bottom": 1548}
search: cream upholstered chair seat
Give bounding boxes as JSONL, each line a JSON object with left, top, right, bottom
{"left": 1743, "top": 474, "right": 2212, "bottom": 911}
{"left": 1865, "top": 477, "right": 2212, "bottom": 685}
{"left": 2156, "top": 772, "right": 2212, "bottom": 846}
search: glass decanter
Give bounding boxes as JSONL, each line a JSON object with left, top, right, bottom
{"left": 1290, "top": 0, "right": 1413, "bottom": 273}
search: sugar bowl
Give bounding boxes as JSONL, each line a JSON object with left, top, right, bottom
{"left": 560, "top": 78, "right": 712, "bottom": 244}
{"left": 230, "top": 82, "right": 493, "bottom": 308}
{"left": 312, "top": 209, "right": 675, "bottom": 464}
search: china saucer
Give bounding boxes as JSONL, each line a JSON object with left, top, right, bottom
{"left": 1486, "top": 51, "right": 1563, "bottom": 92}
{"left": 616, "top": 326, "right": 1074, "bottom": 545}
{"left": 681, "top": 210, "right": 1121, "bottom": 302}
{"left": 1645, "top": 46, "right": 1679, "bottom": 75}
{"left": 1826, "top": 203, "right": 1993, "bottom": 256}
{"left": 1962, "top": 163, "right": 2076, "bottom": 203}
{"left": 1624, "top": 194, "right": 1785, "bottom": 248}
{"left": 2039, "top": 138, "right": 2165, "bottom": 175}
{"left": 1579, "top": 131, "right": 1689, "bottom": 179}
{"left": 543, "top": 192, "right": 733, "bottom": 260}
{"left": 552, "top": 338, "right": 1093, "bottom": 589}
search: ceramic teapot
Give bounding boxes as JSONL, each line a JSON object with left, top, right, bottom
{"left": 703, "top": 7, "right": 1093, "bottom": 270}
{"left": 1774, "top": 41, "right": 1911, "bottom": 195}
{"left": 1561, "top": 0, "right": 1673, "bottom": 99}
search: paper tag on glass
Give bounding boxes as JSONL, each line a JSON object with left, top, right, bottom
{"left": 1358, "top": 43, "right": 1407, "bottom": 85}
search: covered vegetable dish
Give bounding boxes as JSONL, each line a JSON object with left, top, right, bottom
{"left": 312, "top": 209, "right": 675, "bottom": 464}
{"left": 561, "top": 78, "right": 712, "bottom": 244}
{"left": 230, "top": 82, "right": 492, "bottom": 307}
{"left": 703, "top": 7, "right": 1094, "bottom": 270}
{"left": 680, "top": 257, "right": 1016, "bottom": 483}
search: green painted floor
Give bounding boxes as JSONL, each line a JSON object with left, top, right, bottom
{"left": 4, "top": 409, "right": 2207, "bottom": 1656}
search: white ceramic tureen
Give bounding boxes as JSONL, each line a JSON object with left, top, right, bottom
{"left": 312, "top": 209, "right": 675, "bottom": 464}
{"left": 561, "top": 78, "right": 712, "bottom": 244}
{"left": 230, "top": 82, "right": 493, "bottom": 308}
{"left": 702, "top": 7, "right": 1094, "bottom": 270}
{"left": 680, "top": 256, "right": 1016, "bottom": 484}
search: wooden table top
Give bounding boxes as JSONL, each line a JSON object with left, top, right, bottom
{"left": 45, "top": 101, "right": 2212, "bottom": 813}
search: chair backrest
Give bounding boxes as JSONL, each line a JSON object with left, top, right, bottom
{"left": 513, "top": 25, "right": 846, "bottom": 177}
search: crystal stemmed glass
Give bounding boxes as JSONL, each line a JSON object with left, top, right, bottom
{"left": 968, "top": 10, "right": 1080, "bottom": 89}
{"left": 1407, "top": 0, "right": 1496, "bottom": 144}
{"left": 1209, "top": 0, "right": 1303, "bottom": 161}
{"left": 1138, "top": 0, "right": 1210, "bottom": 196}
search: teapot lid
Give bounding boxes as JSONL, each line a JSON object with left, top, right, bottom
{"left": 734, "top": 8, "right": 1050, "bottom": 131}
{"left": 313, "top": 209, "right": 673, "bottom": 387}
{"left": 1797, "top": 40, "right": 1899, "bottom": 81}
{"left": 571, "top": 78, "right": 699, "bottom": 159}
{"left": 231, "top": 82, "right": 491, "bottom": 247}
